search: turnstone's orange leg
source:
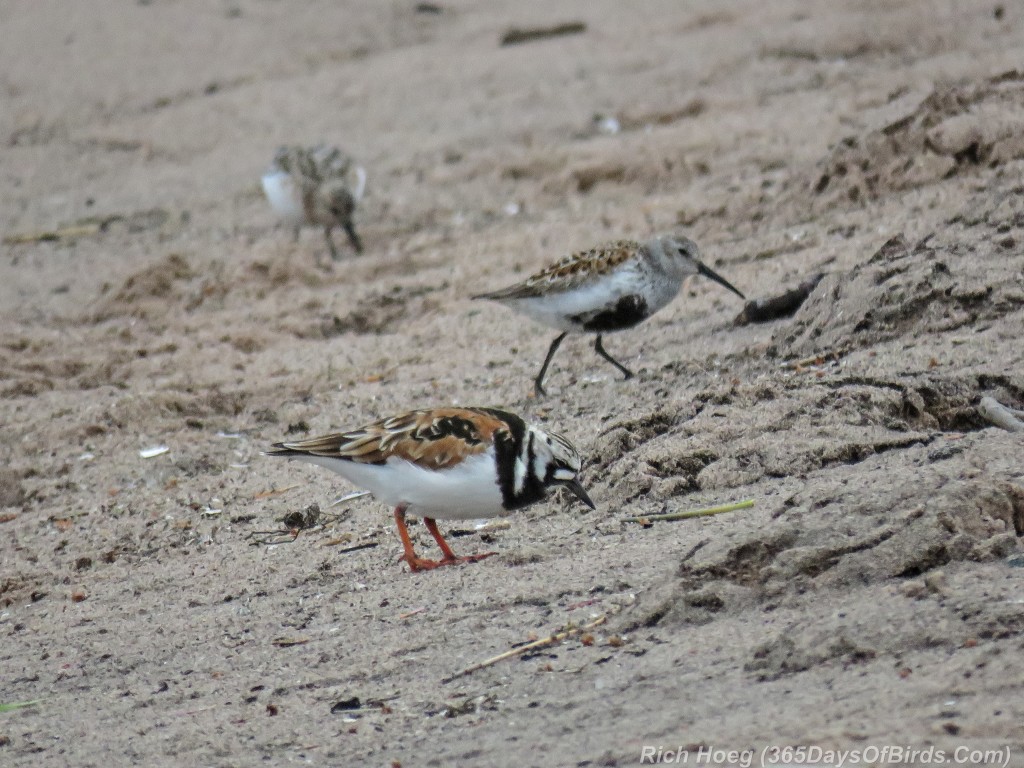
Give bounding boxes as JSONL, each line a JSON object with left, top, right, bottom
{"left": 393, "top": 506, "right": 443, "bottom": 572}
{"left": 423, "top": 518, "right": 497, "bottom": 566}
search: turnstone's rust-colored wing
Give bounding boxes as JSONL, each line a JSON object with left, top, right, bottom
{"left": 472, "top": 240, "right": 641, "bottom": 301}
{"left": 267, "top": 407, "right": 510, "bottom": 470}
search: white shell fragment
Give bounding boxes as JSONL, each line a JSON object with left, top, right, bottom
{"left": 474, "top": 519, "right": 511, "bottom": 532}
{"left": 329, "top": 490, "right": 372, "bottom": 507}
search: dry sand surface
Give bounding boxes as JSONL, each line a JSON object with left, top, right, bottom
{"left": 4, "top": 1, "right": 1024, "bottom": 765}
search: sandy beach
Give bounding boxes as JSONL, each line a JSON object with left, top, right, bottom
{"left": 3, "top": 1, "right": 1024, "bottom": 765}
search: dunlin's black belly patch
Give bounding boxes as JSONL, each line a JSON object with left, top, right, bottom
{"left": 573, "top": 295, "right": 650, "bottom": 332}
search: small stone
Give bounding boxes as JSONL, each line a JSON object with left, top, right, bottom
{"left": 924, "top": 571, "right": 947, "bottom": 594}
{"left": 926, "top": 115, "right": 983, "bottom": 157}
{"left": 986, "top": 533, "right": 1018, "bottom": 559}
{"left": 902, "top": 580, "right": 927, "bottom": 599}
{"left": 331, "top": 697, "right": 361, "bottom": 713}
{"left": 0, "top": 468, "right": 26, "bottom": 508}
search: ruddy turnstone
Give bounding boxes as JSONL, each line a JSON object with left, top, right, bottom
{"left": 264, "top": 407, "right": 594, "bottom": 572}
{"left": 261, "top": 144, "right": 367, "bottom": 264}
{"left": 473, "top": 235, "right": 745, "bottom": 395}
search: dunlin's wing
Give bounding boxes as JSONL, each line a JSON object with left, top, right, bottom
{"left": 472, "top": 240, "right": 641, "bottom": 301}
{"left": 310, "top": 145, "right": 354, "bottom": 181}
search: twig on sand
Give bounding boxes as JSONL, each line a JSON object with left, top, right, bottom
{"left": 500, "top": 21, "right": 586, "bottom": 46}
{"left": 4, "top": 224, "right": 102, "bottom": 244}
{"left": 3, "top": 209, "right": 171, "bottom": 244}
{"left": 781, "top": 351, "right": 844, "bottom": 370}
{"left": 272, "top": 637, "right": 310, "bottom": 648}
{"left": 441, "top": 615, "right": 606, "bottom": 684}
{"left": 251, "top": 484, "right": 302, "bottom": 500}
{"left": 0, "top": 700, "right": 41, "bottom": 713}
{"left": 978, "top": 396, "right": 1024, "bottom": 433}
{"left": 330, "top": 541, "right": 379, "bottom": 554}
{"left": 247, "top": 528, "right": 303, "bottom": 545}
{"left": 622, "top": 499, "right": 754, "bottom": 524}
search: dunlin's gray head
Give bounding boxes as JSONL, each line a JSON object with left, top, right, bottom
{"left": 648, "top": 235, "right": 745, "bottom": 299}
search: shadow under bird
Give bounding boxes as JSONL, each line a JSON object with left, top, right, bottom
{"left": 264, "top": 407, "right": 594, "bottom": 572}
{"left": 261, "top": 144, "right": 366, "bottom": 265}
{"left": 473, "top": 234, "right": 745, "bottom": 395}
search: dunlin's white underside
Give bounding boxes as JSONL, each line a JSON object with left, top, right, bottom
{"left": 261, "top": 171, "right": 304, "bottom": 225}
{"left": 502, "top": 266, "right": 679, "bottom": 333}
{"left": 504, "top": 273, "right": 633, "bottom": 331}
{"left": 352, "top": 166, "right": 367, "bottom": 202}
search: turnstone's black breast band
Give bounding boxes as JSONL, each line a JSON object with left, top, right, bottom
{"left": 480, "top": 408, "right": 541, "bottom": 510}
{"left": 476, "top": 408, "right": 544, "bottom": 510}
{"left": 573, "top": 294, "right": 650, "bottom": 332}
{"left": 503, "top": 430, "right": 547, "bottom": 510}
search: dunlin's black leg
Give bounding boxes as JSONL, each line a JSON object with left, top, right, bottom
{"left": 342, "top": 220, "right": 363, "bottom": 254}
{"left": 594, "top": 335, "right": 634, "bottom": 380}
{"left": 534, "top": 332, "right": 568, "bottom": 397}
{"left": 324, "top": 227, "right": 340, "bottom": 261}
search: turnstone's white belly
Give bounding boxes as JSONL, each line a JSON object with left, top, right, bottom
{"left": 300, "top": 451, "right": 504, "bottom": 521}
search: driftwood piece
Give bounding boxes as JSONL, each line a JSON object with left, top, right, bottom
{"left": 978, "top": 396, "right": 1024, "bottom": 432}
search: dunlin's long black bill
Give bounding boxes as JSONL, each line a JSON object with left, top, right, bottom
{"left": 562, "top": 479, "right": 596, "bottom": 510}
{"left": 696, "top": 261, "right": 745, "bottom": 300}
